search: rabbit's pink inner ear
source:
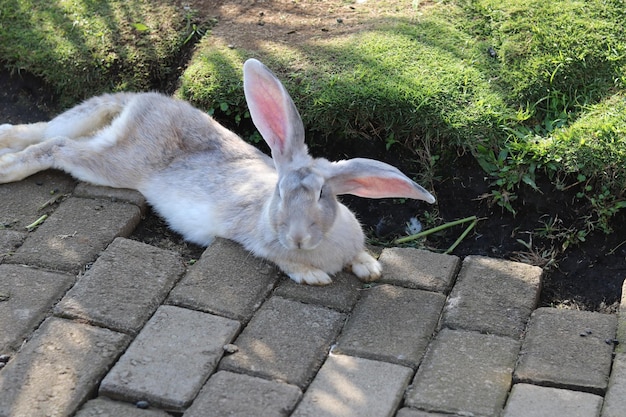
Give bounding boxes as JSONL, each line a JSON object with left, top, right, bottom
{"left": 244, "top": 64, "right": 290, "bottom": 154}
{"left": 337, "top": 177, "right": 435, "bottom": 201}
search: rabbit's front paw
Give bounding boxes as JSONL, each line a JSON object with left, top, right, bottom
{"left": 351, "top": 251, "right": 382, "bottom": 282}
{"left": 287, "top": 269, "right": 333, "bottom": 286}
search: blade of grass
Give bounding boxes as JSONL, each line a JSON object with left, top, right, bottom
{"left": 25, "top": 214, "right": 48, "bottom": 232}
{"left": 394, "top": 215, "right": 477, "bottom": 244}
{"left": 444, "top": 218, "right": 478, "bottom": 254}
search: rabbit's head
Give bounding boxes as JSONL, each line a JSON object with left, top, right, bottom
{"left": 243, "top": 59, "right": 435, "bottom": 251}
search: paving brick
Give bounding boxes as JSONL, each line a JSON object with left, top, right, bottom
{"left": 0, "top": 317, "right": 130, "bottom": 417}
{"left": 616, "top": 279, "right": 626, "bottom": 355}
{"left": 405, "top": 328, "right": 519, "bottom": 416}
{"left": 514, "top": 308, "right": 616, "bottom": 394}
{"left": 396, "top": 409, "right": 460, "bottom": 417}
{"left": 0, "top": 230, "right": 25, "bottom": 263}
{"left": 292, "top": 354, "right": 413, "bottom": 417}
{"left": 55, "top": 237, "right": 185, "bottom": 334}
{"left": 183, "top": 371, "right": 302, "bottom": 417}
{"left": 8, "top": 197, "right": 141, "bottom": 272}
{"left": 442, "top": 256, "right": 541, "bottom": 338}
{"left": 168, "top": 238, "right": 279, "bottom": 321}
{"left": 503, "top": 383, "right": 603, "bottom": 417}
{"left": 74, "top": 182, "right": 147, "bottom": 210}
{"left": 0, "top": 264, "right": 74, "bottom": 353}
{"left": 0, "top": 170, "right": 75, "bottom": 229}
{"left": 274, "top": 270, "right": 362, "bottom": 312}
{"left": 75, "top": 397, "right": 171, "bottom": 417}
{"left": 219, "top": 296, "right": 345, "bottom": 388}
{"left": 378, "top": 247, "right": 459, "bottom": 293}
{"left": 333, "top": 284, "right": 445, "bottom": 368}
{"left": 601, "top": 353, "right": 626, "bottom": 417}
{"left": 100, "top": 305, "right": 240, "bottom": 411}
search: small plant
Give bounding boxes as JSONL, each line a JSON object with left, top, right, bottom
{"left": 474, "top": 144, "right": 539, "bottom": 215}
{"left": 513, "top": 232, "right": 558, "bottom": 269}
{"left": 182, "top": 5, "right": 207, "bottom": 45}
{"left": 535, "top": 215, "right": 589, "bottom": 251}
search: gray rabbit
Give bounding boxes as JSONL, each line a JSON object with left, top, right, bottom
{"left": 0, "top": 59, "right": 435, "bottom": 284}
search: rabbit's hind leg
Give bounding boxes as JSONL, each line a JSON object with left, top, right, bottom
{"left": 45, "top": 93, "right": 131, "bottom": 142}
{"left": 0, "top": 122, "right": 48, "bottom": 155}
{"left": 0, "top": 93, "right": 131, "bottom": 156}
{"left": 0, "top": 133, "right": 127, "bottom": 186}
{"left": 0, "top": 136, "right": 75, "bottom": 183}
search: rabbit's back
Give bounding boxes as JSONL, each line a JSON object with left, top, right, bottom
{"left": 114, "top": 93, "right": 277, "bottom": 245}
{"left": 117, "top": 93, "right": 261, "bottom": 170}
{"left": 79, "top": 93, "right": 269, "bottom": 186}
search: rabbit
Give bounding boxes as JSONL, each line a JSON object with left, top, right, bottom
{"left": 0, "top": 59, "right": 435, "bottom": 285}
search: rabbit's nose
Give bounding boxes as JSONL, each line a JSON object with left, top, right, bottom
{"left": 287, "top": 231, "right": 313, "bottom": 250}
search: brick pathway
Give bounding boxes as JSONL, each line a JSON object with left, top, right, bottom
{"left": 0, "top": 171, "right": 624, "bottom": 417}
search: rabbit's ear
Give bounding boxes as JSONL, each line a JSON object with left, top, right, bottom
{"left": 243, "top": 59, "right": 307, "bottom": 169}
{"left": 328, "top": 158, "right": 436, "bottom": 203}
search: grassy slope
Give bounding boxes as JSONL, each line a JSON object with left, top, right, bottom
{"left": 0, "top": 0, "right": 194, "bottom": 105}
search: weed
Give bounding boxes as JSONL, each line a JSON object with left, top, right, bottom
{"left": 182, "top": 5, "right": 209, "bottom": 45}
{"left": 513, "top": 232, "right": 558, "bottom": 269}
{"left": 535, "top": 215, "right": 589, "bottom": 251}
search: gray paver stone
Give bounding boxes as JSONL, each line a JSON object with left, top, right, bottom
{"left": 292, "top": 353, "right": 413, "bottom": 417}
{"left": 0, "top": 230, "right": 26, "bottom": 263}
{"left": 75, "top": 397, "right": 172, "bottom": 417}
{"left": 100, "top": 305, "right": 240, "bottom": 411}
{"left": 334, "top": 284, "right": 445, "bottom": 368}
{"left": 0, "top": 264, "right": 74, "bottom": 353}
{"left": 0, "top": 171, "right": 75, "bottom": 229}
{"left": 378, "top": 247, "right": 459, "bottom": 293}
{"left": 502, "top": 383, "right": 603, "bottom": 417}
{"left": 405, "top": 328, "right": 520, "bottom": 417}
{"left": 219, "top": 296, "right": 345, "bottom": 388}
{"left": 442, "top": 255, "right": 542, "bottom": 338}
{"left": 168, "top": 238, "right": 279, "bottom": 321}
{"left": 8, "top": 197, "right": 141, "bottom": 272}
{"left": 74, "top": 182, "right": 147, "bottom": 210}
{"left": 274, "top": 270, "right": 362, "bottom": 312}
{"left": 183, "top": 371, "right": 302, "bottom": 417}
{"left": 601, "top": 353, "right": 626, "bottom": 417}
{"left": 55, "top": 237, "right": 185, "bottom": 334}
{"left": 0, "top": 317, "right": 130, "bottom": 417}
{"left": 514, "top": 307, "right": 617, "bottom": 394}
{"left": 616, "top": 279, "right": 626, "bottom": 355}
{"left": 396, "top": 409, "right": 464, "bottom": 417}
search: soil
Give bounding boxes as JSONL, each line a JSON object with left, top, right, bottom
{"left": 1, "top": 0, "right": 624, "bottom": 312}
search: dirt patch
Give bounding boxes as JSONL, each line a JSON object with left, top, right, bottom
{"left": 188, "top": 0, "right": 415, "bottom": 50}
{"left": 0, "top": 71, "right": 52, "bottom": 124}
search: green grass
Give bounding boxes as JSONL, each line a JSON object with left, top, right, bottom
{"left": 179, "top": 5, "right": 511, "bottom": 148}
{"left": 0, "top": 0, "right": 203, "bottom": 106}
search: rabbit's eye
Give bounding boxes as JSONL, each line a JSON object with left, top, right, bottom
{"left": 317, "top": 188, "right": 323, "bottom": 200}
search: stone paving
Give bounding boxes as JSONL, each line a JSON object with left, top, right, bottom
{"left": 0, "top": 170, "right": 624, "bottom": 417}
